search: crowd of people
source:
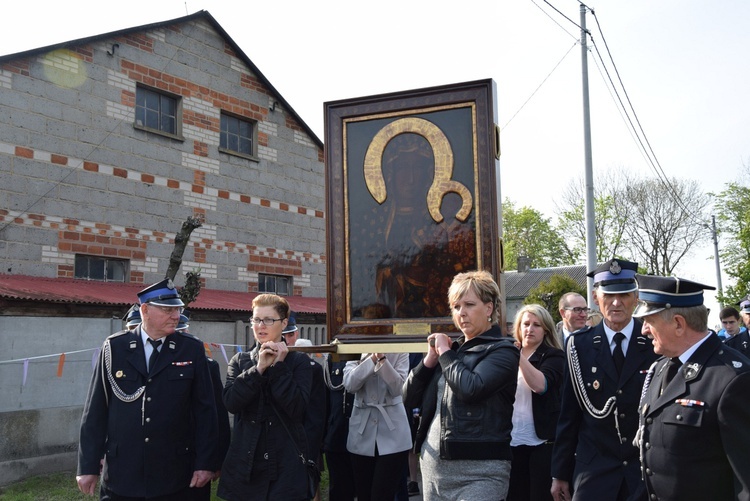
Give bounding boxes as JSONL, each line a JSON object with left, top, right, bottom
{"left": 76, "top": 262, "right": 750, "bottom": 501}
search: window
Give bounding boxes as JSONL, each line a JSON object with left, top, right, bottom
{"left": 135, "top": 86, "right": 180, "bottom": 137}
{"left": 75, "top": 255, "right": 128, "bottom": 282}
{"left": 220, "top": 113, "right": 257, "bottom": 158}
{"left": 258, "top": 274, "right": 291, "bottom": 295}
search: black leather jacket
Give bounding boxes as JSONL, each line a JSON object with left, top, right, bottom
{"left": 403, "top": 325, "right": 519, "bottom": 460}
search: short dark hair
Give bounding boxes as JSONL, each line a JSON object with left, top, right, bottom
{"left": 719, "top": 306, "right": 740, "bottom": 321}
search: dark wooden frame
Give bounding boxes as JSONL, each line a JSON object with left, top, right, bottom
{"left": 325, "top": 79, "right": 503, "bottom": 343}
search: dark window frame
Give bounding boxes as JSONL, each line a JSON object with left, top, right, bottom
{"left": 219, "top": 112, "right": 259, "bottom": 161}
{"left": 258, "top": 273, "right": 292, "bottom": 296}
{"left": 74, "top": 255, "right": 129, "bottom": 282}
{"left": 134, "top": 85, "right": 183, "bottom": 140}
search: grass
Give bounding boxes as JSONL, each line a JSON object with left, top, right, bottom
{"left": 0, "top": 470, "right": 330, "bottom": 500}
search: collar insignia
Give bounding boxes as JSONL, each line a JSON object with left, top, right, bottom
{"left": 684, "top": 362, "right": 701, "bottom": 380}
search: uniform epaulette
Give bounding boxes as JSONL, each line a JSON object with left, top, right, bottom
{"left": 108, "top": 329, "right": 131, "bottom": 339}
{"left": 718, "top": 345, "right": 750, "bottom": 373}
{"left": 175, "top": 330, "right": 202, "bottom": 343}
{"left": 571, "top": 325, "right": 595, "bottom": 336}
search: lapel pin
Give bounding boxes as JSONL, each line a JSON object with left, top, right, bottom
{"left": 593, "top": 380, "right": 600, "bottom": 390}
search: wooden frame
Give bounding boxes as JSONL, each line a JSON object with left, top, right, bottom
{"left": 325, "top": 79, "right": 503, "bottom": 344}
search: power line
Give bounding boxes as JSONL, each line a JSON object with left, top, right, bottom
{"left": 502, "top": 42, "right": 578, "bottom": 130}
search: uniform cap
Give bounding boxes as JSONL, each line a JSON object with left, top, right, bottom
{"left": 282, "top": 313, "right": 298, "bottom": 334}
{"left": 124, "top": 303, "right": 141, "bottom": 328}
{"left": 633, "top": 274, "right": 715, "bottom": 318}
{"left": 137, "top": 278, "right": 184, "bottom": 307}
{"left": 587, "top": 259, "right": 638, "bottom": 294}
{"left": 736, "top": 297, "right": 750, "bottom": 313}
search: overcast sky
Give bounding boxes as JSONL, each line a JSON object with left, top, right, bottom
{"left": 3, "top": 0, "right": 748, "bottom": 325}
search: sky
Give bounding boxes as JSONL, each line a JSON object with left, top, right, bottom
{"left": 3, "top": 0, "right": 749, "bottom": 326}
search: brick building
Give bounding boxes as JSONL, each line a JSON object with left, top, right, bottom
{"left": 0, "top": 10, "right": 327, "bottom": 483}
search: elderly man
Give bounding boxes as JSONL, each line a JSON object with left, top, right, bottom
{"left": 77, "top": 279, "right": 218, "bottom": 499}
{"left": 556, "top": 292, "right": 590, "bottom": 346}
{"left": 633, "top": 275, "right": 750, "bottom": 501}
{"left": 551, "top": 260, "right": 657, "bottom": 501}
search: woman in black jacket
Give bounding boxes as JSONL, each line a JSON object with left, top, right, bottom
{"left": 507, "top": 303, "right": 565, "bottom": 501}
{"left": 217, "top": 294, "right": 312, "bottom": 501}
{"left": 403, "top": 270, "right": 520, "bottom": 500}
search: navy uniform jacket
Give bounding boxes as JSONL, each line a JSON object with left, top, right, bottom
{"left": 552, "top": 320, "right": 657, "bottom": 500}
{"left": 724, "top": 330, "right": 750, "bottom": 358}
{"left": 77, "top": 327, "right": 219, "bottom": 498}
{"left": 638, "top": 334, "right": 750, "bottom": 501}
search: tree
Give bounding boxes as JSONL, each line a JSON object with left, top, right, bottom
{"left": 503, "top": 198, "right": 570, "bottom": 270}
{"left": 624, "top": 177, "right": 710, "bottom": 275}
{"left": 713, "top": 171, "right": 750, "bottom": 305}
{"left": 555, "top": 170, "right": 633, "bottom": 263}
{"left": 524, "top": 274, "right": 586, "bottom": 323}
{"left": 554, "top": 170, "right": 710, "bottom": 275}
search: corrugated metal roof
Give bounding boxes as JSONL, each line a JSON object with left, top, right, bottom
{"left": 505, "top": 265, "right": 587, "bottom": 299}
{"left": 0, "top": 274, "right": 326, "bottom": 314}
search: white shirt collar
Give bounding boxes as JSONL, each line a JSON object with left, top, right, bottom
{"left": 677, "top": 331, "right": 713, "bottom": 364}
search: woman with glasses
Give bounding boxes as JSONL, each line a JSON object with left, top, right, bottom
{"left": 217, "top": 294, "right": 313, "bottom": 501}
{"left": 507, "top": 304, "right": 564, "bottom": 501}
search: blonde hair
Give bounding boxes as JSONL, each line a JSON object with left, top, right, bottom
{"left": 447, "top": 270, "right": 502, "bottom": 324}
{"left": 513, "top": 304, "right": 562, "bottom": 350}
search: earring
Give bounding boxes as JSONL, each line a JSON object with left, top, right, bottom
{"left": 488, "top": 317, "right": 492, "bottom": 322}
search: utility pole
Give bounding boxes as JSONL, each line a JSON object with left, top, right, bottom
{"left": 711, "top": 215, "right": 723, "bottom": 299}
{"left": 580, "top": 4, "right": 597, "bottom": 306}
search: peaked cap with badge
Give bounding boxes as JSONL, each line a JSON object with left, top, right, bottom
{"left": 124, "top": 303, "right": 142, "bottom": 328}
{"left": 736, "top": 296, "right": 750, "bottom": 313}
{"left": 137, "top": 278, "right": 185, "bottom": 307}
{"left": 587, "top": 259, "right": 638, "bottom": 293}
{"left": 633, "top": 275, "right": 715, "bottom": 318}
{"left": 282, "top": 312, "right": 298, "bottom": 334}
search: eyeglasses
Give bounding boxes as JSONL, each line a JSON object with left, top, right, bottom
{"left": 152, "top": 305, "right": 183, "bottom": 314}
{"left": 250, "top": 317, "right": 285, "bottom": 326}
{"left": 564, "top": 306, "right": 590, "bottom": 314}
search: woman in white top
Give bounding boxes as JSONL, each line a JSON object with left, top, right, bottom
{"left": 343, "top": 352, "right": 411, "bottom": 501}
{"left": 508, "top": 304, "right": 565, "bottom": 501}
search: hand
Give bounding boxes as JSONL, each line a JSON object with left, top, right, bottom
{"left": 551, "top": 478, "right": 571, "bottom": 501}
{"left": 370, "top": 353, "right": 384, "bottom": 364}
{"left": 257, "top": 341, "right": 284, "bottom": 373}
{"left": 76, "top": 474, "right": 98, "bottom": 495}
{"left": 190, "top": 470, "right": 214, "bottom": 488}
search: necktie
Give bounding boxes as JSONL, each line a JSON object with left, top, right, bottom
{"left": 148, "top": 338, "right": 162, "bottom": 372}
{"left": 660, "top": 358, "right": 682, "bottom": 396}
{"left": 613, "top": 332, "right": 625, "bottom": 375}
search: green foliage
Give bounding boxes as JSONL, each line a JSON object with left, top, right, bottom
{"left": 523, "top": 274, "right": 586, "bottom": 323}
{"left": 503, "top": 198, "right": 569, "bottom": 270}
{"left": 714, "top": 180, "right": 750, "bottom": 305}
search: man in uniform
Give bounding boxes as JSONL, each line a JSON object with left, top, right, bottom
{"left": 77, "top": 279, "right": 218, "bottom": 499}
{"left": 551, "top": 259, "right": 657, "bottom": 501}
{"left": 633, "top": 275, "right": 750, "bottom": 501}
{"left": 737, "top": 297, "right": 750, "bottom": 330}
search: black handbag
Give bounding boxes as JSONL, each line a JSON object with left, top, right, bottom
{"left": 270, "top": 401, "right": 320, "bottom": 500}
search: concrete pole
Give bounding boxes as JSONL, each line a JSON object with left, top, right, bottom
{"left": 581, "top": 4, "right": 597, "bottom": 306}
{"left": 711, "top": 215, "right": 723, "bottom": 298}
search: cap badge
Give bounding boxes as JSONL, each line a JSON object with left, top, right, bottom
{"left": 610, "top": 260, "right": 622, "bottom": 274}
{"left": 166, "top": 279, "right": 176, "bottom": 290}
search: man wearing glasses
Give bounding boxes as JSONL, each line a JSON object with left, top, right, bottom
{"left": 77, "top": 278, "right": 218, "bottom": 500}
{"left": 556, "top": 292, "right": 589, "bottom": 347}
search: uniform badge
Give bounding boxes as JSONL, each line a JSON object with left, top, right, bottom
{"left": 168, "top": 340, "right": 176, "bottom": 350}
{"left": 115, "top": 370, "right": 124, "bottom": 378}
{"left": 129, "top": 340, "right": 137, "bottom": 349}
{"left": 733, "top": 360, "right": 744, "bottom": 368}
{"left": 592, "top": 367, "right": 597, "bottom": 373}
{"left": 684, "top": 362, "right": 701, "bottom": 380}
{"left": 610, "top": 260, "right": 622, "bottom": 274}
{"left": 593, "top": 380, "right": 600, "bottom": 390}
